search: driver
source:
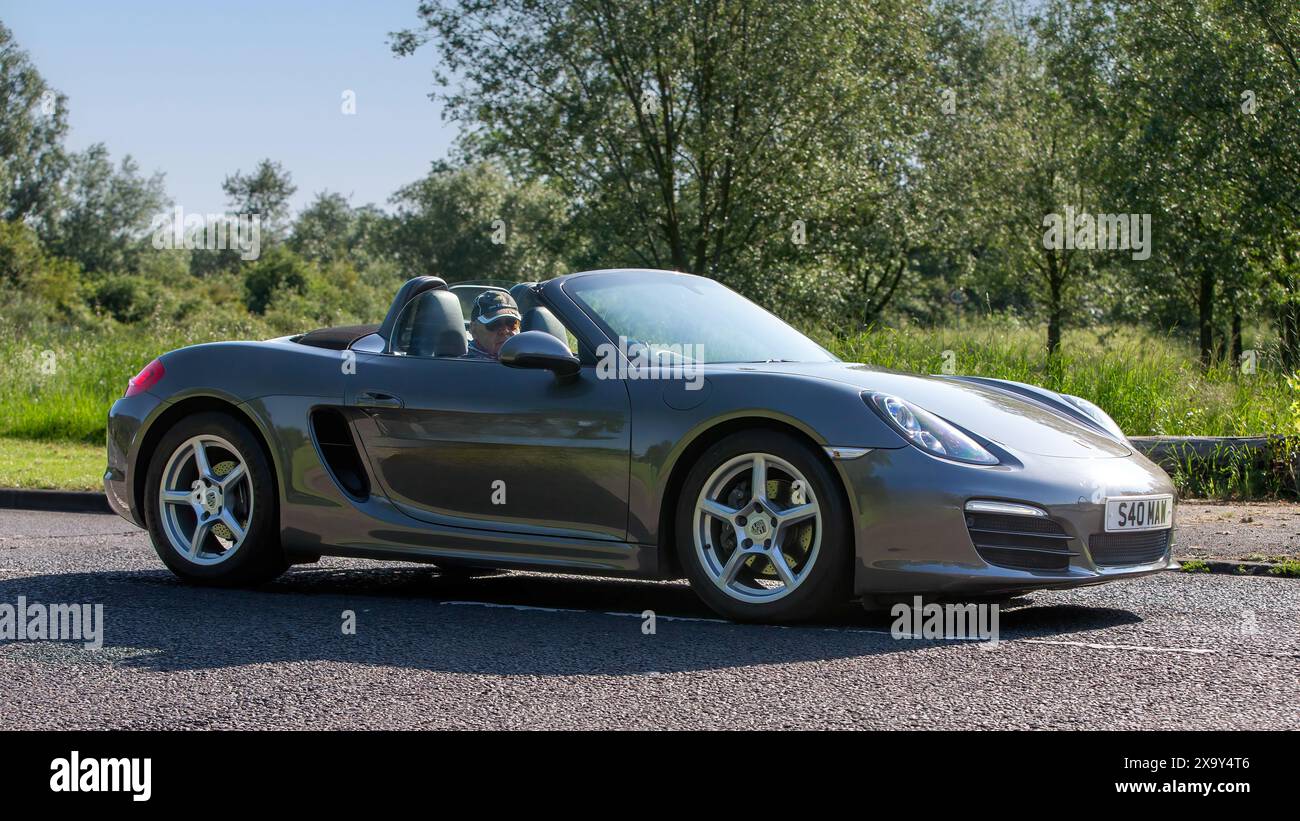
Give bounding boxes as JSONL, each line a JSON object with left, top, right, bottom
{"left": 464, "top": 290, "right": 522, "bottom": 360}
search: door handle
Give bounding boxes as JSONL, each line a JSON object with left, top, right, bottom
{"left": 353, "top": 391, "right": 404, "bottom": 409}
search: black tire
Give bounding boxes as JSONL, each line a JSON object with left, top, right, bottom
{"left": 143, "top": 411, "right": 287, "bottom": 586}
{"left": 675, "top": 430, "right": 852, "bottom": 622}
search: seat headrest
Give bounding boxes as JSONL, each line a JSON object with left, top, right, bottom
{"left": 406, "top": 290, "right": 467, "bottom": 357}
{"left": 522, "top": 305, "right": 568, "bottom": 346}
{"left": 509, "top": 282, "right": 566, "bottom": 344}
{"left": 509, "top": 282, "right": 541, "bottom": 313}
{"left": 380, "top": 275, "right": 447, "bottom": 346}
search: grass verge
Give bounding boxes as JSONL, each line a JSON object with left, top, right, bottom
{"left": 0, "top": 437, "right": 103, "bottom": 490}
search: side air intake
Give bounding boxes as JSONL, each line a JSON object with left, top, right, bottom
{"left": 310, "top": 409, "right": 370, "bottom": 501}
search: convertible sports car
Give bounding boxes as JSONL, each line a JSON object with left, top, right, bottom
{"left": 105, "top": 268, "right": 1177, "bottom": 622}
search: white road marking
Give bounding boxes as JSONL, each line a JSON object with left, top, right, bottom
{"left": 602, "top": 611, "right": 732, "bottom": 625}
{"left": 441, "top": 600, "right": 588, "bottom": 614}
{"left": 0, "top": 531, "right": 139, "bottom": 544}
{"left": 1020, "top": 638, "right": 1215, "bottom": 655}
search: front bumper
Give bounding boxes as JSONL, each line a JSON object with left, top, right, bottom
{"left": 834, "top": 444, "right": 1178, "bottom": 597}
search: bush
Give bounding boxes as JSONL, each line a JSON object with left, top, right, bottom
{"left": 91, "top": 274, "right": 159, "bottom": 323}
{"left": 242, "top": 246, "right": 309, "bottom": 314}
{"left": 0, "top": 219, "right": 88, "bottom": 322}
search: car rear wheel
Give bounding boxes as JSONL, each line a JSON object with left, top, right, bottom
{"left": 676, "top": 430, "right": 852, "bottom": 622}
{"left": 144, "top": 412, "right": 287, "bottom": 585}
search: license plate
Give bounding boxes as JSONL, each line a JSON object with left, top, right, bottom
{"left": 1105, "top": 495, "right": 1173, "bottom": 532}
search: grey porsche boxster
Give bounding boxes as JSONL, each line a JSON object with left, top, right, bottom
{"left": 105, "top": 268, "right": 1177, "bottom": 622}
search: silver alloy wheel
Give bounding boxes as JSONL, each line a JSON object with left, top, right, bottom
{"left": 692, "top": 452, "right": 822, "bottom": 603}
{"left": 158, "top": 434, "right": 254, "bottom": 566}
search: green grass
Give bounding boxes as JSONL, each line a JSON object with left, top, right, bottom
{"left": 817, "top": 321, "right": 1293, "bottom": 437}
{"left": 1267, "top": 559, "right": 1300, "bottom": 578}
{"left": 0, "top": 437, "right": 103, "bottom": 490}
{"left": 1179, "top": 559, "right": 1211, "bottom": 573}
{"left": 0, "top": 313, "right": 270, "bottom": 444}
{"left": 1163, "top": 438, "right": 1300, "bottom": 500}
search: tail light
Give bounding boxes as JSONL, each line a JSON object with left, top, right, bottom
{"left": 126, "top": 359, "right": 165, "bottom": 397}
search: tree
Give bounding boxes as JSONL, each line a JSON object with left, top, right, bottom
{"left": 393, "top": 0, "right": 935, "bottom": 321}
{"left": 186, "top": 158, "right": 298, "bottom": 278}
{"left": 948, "top": 0, "right": 1115, "bottom": 357}
{"left": 290, "top": 191, "right": 355, "bottom": 265}
{"left": 221, "top": 158, "right": 296, "bottom": 238}
{"left": 43, "top": 143, "right": 168, "bottom": 275}
{"left": 1111, "top": 0, "right": 1300, "bottom": 365}
{"left": 883, "top": 0, "right": 1043, "bottom": 326}
{"left": 0, "top": 21, "right": 69, "bottom": 229}
{"left": 385, "top": 160, "right": 570, "bottom": 282}
{"left": 290, "top": 191, "right": 391, "bottom": 270}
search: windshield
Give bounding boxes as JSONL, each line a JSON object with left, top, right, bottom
{"left": 563, "top": 271, "right": 837, "bottom": 364}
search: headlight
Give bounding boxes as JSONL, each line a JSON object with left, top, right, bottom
{"left": 866, "top": 393, "right": 999, "bottom": 465}
{"left": 1059, "top": 394, "right": 1125, "bottom": 440}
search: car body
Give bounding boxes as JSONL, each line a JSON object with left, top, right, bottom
{"left": 105, "top": 268, "right": 1177, "bottom": 621}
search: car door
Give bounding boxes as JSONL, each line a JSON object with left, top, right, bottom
{"left": 345, "top": 353, "right": 631, "bottom": 542}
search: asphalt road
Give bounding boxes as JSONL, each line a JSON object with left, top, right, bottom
{"left": 0, "top": 508, "right": 1296, "bottom": 730}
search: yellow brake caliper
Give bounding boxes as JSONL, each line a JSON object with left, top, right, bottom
{"left": 211, "top": 460, "right": 237, "bottom": 541}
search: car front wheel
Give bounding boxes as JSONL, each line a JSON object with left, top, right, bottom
{"left": 676, "top": 430, "right": 852, "bottom": 622}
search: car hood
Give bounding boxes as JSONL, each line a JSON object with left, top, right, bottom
{"left": 716, "top": 361, "right": 1130, "bottom": 459}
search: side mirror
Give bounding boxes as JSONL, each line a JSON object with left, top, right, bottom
{"left": 499, "top": 331, "right": 581, "bottom": 379}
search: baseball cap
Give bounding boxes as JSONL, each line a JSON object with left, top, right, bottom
{"left": 471, "top": 290, "right": 522, "bottom": 326}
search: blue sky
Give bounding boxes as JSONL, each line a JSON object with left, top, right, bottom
{"left": 3, "top": 0, "right": 458, "bottom": 216}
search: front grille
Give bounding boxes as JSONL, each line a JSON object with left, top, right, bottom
{"left": 1088, "top": 530, "right": 1171, "bottom": 566}
{"left": 966, "top": 512, "right": 1074, "bottom": 572}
